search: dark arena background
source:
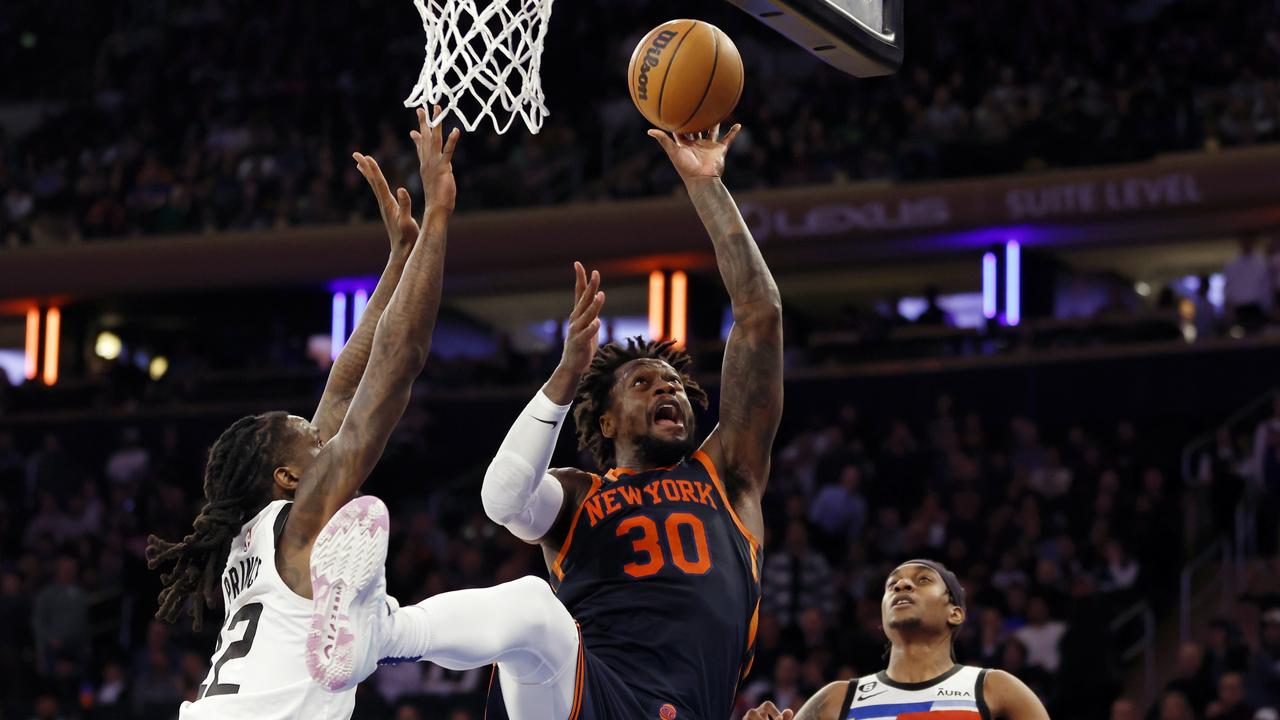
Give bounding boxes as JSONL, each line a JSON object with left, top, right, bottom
{"left": 3, "top": 0, "right": 1280, "bottom": 718}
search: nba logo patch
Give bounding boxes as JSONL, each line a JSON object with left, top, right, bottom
{"left": 244, "top": 526, "right": 254, "bottom": 549}
{"left": 658, "top": 703, "right": 677, "bottom": 719}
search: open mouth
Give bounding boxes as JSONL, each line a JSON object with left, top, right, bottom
{"left": 891, "top": 596, "right": 914, "bottom": 608}
{"left": 652, "top": 401, "right": 684, "bottom": 429}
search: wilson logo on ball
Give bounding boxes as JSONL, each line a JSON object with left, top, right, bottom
{"left": 628, "top": 19, "right": 744, "bottom": 134}
{"left": 637, "top": 30, "right": 679, "bottom": 101}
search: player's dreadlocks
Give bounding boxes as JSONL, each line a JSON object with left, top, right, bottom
{"left": 145, "top": 411, "right": 292, "bottom": 630}
{"left": 573, "top": 337, "right": 708, "bottom": 469}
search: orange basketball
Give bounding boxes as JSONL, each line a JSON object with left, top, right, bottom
{"left": 627, "top": 19, "right": 745, "bottom": 135}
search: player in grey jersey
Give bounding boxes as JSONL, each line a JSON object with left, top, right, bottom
{"left": 746, "top": 559, "right": 1049, "bottom": 720}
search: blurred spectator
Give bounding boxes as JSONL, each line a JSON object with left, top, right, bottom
{"left": 998, "top": 637, "right": 1051, "bottom": 700}
{"left": 1224, "top": 233, "right": 1274, "bottom": 333}
{"left": 1156, "top": 689, "right": 1198, "bottom": 720}
{"left": 1165, "top": 641, "right": 1216, "bottom": 714}
{"left": 30, "top": 556, "right": 88, "bottom": 677}
{"left": 1028, "top": 448, "right": 1073, "bottom": 500}
{"left": 1250, "top": 607, "right": 1280, "bottom": 712}
{"left": 1110, "top": 697, "right": 1140, "bottom": 720}
{"left": 23, "top": 492, "right": 75, "bottom": 550}
{"left": 25, "top": 435, "right": 80, "bottom": 501}
{"left": 27, "top": 693, "right": 67, "bottom": 720}
{"left": 1255, "top": 395, "right": 1280, "bottom": 556}
{"left": 1192, "top": 274, "right": 1220, "bottom": 341}
{"left": 104, "top": 427, "right": 150, "bottom": 487}
{"left": 1194, "top": 427, "right": 1246, "bottom": 539}
{"left": 1206, "top": 671, "right": 1256, "bottom": 720}
{"left": 741, "top": 654, "right": 804, "bottom": 714}
{"left": 1014, "top": 595, "right": 1067, "bottom": 672}
{"left": 95, "top": 661, "right": 130, "bottom": 719}
{"left": 0, "top": 571, "right": 32, "bottom": 704}
{"left": 807, "top": 464, "right": 868, "bottom": 555}
{"left": 1099, "top": 540, "right": 1140, "bottom": 593}
{"left": 396, "top": 704, "right": 425, "bottom": 720}
{"left": 131, "top": 646, "right": 184, "bottom": 720}
{"left": 762, "top": 522, "right": 835, "bottom": 627}
{"left": 1207, "top": 618, "right": 1252, "bottom": 681}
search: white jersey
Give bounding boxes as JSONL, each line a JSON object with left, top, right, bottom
{"left": 839, "top": 665, "right": 989, "bottom": 719}
{"left": 180, "top": 500, "right": 356, "bottom": 720}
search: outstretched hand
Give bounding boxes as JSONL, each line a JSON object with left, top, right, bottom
{"left": 560, "top": 261, "right": 605, "bottom": 375}
{"left": 410, "top": 105, "right": 461, "bottom": 218}
{"left": 352, "top": 152, "right": 418, "bottom": 257}
{"left": 647, "top": 123, "right": 743, "bottom": 184}
{"left": 744, "top": 702, "right": 794, "bottom": 720}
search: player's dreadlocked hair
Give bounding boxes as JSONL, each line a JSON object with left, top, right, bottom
{"left": 572, "top": 337, "right": 708, "bottom": 469}
{"left": 145, "top": 411, "right": 293, "bottom": 630}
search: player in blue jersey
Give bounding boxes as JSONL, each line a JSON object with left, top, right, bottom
{"left": 308, "top": 123, "right": 782, "bottom": 720}
{"left": 745, "top": 560, "right": 1049, "bottom": 720}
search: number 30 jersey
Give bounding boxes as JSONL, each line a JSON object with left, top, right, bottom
{"left": 550, "top": 450, "right": 763, "bottom": 720}
{"left": 180, "top": 500, "right": 357, "bottom": 720}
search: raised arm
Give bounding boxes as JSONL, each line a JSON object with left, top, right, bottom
{"left": 650, "top": 125, "right": 783, "bottom": 511}
{"left": 311, "top": 154, "right": 421, "bottom": 441}
{"left": 286, "top": 108, "right": 460, "bottom": 545}
{"left": 481, "top": 262, "right": 605, "bottom": 545}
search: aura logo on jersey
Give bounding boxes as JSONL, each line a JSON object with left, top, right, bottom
{"left": 637, "top": 30, "right": 680, "bottom": 101}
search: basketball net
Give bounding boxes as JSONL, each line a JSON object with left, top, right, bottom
{"left": 403, "top": 0, "right": 555, "bottom": 134}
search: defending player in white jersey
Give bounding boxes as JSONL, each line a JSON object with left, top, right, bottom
{"left": 144, "top": 107, "right": 460, "bottom": 720}
{"left": 746, "top": 559, "right": 1049, "bottom": 720}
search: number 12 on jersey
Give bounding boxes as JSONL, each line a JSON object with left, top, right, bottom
{"left": 616, "top": 512, "right": 712, "bottom": 577}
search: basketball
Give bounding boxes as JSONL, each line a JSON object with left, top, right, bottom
{"left": 627, "top": 19, "right": 745, "bottom": 135}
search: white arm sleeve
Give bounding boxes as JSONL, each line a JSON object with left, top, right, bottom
{"left": 481, "top": 388, "right": 569, "bottom": 542}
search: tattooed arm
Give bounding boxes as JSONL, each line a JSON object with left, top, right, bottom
{"left": 743, "top": 682, "right": 848, "bottom": 720}
{"left": 793, "top": 683, "right": 849, "bottom": 720}
{"left": 649, "top": 125, "right": 783, "bottom": 537}
{"left": 279, "top": 108, "right": 460, "bottom": 579}
{"left": 311, "top": 154, "right": 420, "bottom": 442}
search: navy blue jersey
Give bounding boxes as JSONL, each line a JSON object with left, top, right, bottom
{"left": 549, "top": 450, "right": 762, "bottom": 720}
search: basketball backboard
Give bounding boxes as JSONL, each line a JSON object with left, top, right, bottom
{"left": 724, "top": 0, "right": 903, "bottom": 77}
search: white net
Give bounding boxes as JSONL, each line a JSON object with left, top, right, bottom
{"left": 403, "top": 0, "right": 556, "bottom": 135}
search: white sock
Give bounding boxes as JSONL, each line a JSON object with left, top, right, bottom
{"left": 380, "top": 576, "right": 578, "bottom": 685}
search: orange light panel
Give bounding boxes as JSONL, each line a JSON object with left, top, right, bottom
{"left": 670, "top": 271, "right": 688, "bottom": 347}
{"left": 24, "top": 308, "right": 39, "bottom": 381}
{"left": 648, "top": 271, "right": 666, "bottom": 340}
{"left": 42, "top": 308, "right": 60, "bottom": 386}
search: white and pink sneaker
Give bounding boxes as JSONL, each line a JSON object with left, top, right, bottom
{"left": 306, "top": 495, "right": 391, "bottom": 693}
